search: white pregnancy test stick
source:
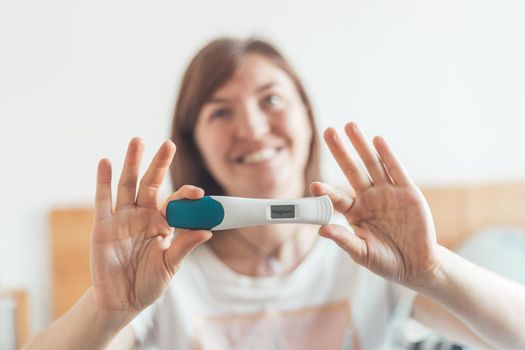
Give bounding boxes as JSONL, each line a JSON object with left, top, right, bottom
{"left": 166, "top": 195, "right": 333, "bottom": 230}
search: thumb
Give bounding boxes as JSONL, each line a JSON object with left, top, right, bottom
{"left": 320, "top": 224, "right": 367, "bottom": 266}
{"left": 162, "top": 229, "right": 212, "bottom": 275}
{"left": 160, "top": 185, "right": 205, "bottom": 217}
{"left": 310, "top": 181, "right": 354, "bottom": 215}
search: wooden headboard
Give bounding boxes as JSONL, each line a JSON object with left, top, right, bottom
{"left": 49, "top": 182, "right": 525, "bottom": 319}
{"left": 422, "top": 181, "right": 525, "bottom": 246}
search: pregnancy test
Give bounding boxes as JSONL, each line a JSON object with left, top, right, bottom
{"left": 166, "top": 195, "right": 333, "bottom": 230}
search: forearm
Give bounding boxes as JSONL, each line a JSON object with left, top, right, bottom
{"left": 413, "top": 293, "right": 495, "bottom": 349}
{"left": 22, "top": 287, "right": 136, "bottom": 350}
{"left": 414, "top": 245, "right": 525, "bottom": 350}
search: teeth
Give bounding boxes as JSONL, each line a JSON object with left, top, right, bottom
{"left": 241, "top": 148, "right": 278, "bottom": 164}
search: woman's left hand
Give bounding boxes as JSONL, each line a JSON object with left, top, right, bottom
{"left": 311, "top": 122, "right": 440, "bottom": 286}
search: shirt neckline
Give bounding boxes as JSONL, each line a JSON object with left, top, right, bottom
{"left": 195, "top": 234, "right": 329, "bottom": 289}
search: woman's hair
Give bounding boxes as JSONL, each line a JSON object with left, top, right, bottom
{"left": 170, "top": 37, "right": 321, "bottom": 195}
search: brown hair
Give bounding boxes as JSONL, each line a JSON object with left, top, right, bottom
{"left": 170, "top": 38, "right": 321, "bottom": 195}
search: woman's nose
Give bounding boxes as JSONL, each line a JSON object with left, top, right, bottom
{"left": 234, "top": 104, "right": 270, "bottom": 140}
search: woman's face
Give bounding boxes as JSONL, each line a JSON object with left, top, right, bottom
{"left": 194, "top": 54, "right": 313, "bottom": 198}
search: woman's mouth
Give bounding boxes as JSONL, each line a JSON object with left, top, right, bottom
{"left": 235, "top": 146, "right": 284, "bottom": 165}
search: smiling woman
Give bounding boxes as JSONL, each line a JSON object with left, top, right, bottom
{"left": 23, "top": 38, "right": 525, "bottom": 350}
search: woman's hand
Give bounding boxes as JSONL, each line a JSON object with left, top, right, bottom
{"left": 91, "top": 138, "right": 212, "bottom": 315}
{"left": 311, "top": 122, "right": 439, "bottom": 286}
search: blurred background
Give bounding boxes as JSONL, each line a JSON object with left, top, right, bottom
{"left": 1, "top": 0, "right": 525, "bottom": 348}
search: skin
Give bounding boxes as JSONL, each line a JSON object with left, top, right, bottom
{"left": 23, "top": 55, "right": 525, "bottom": 350}
{"left": 311, "top": 124, "right": 439, "bottom": 285}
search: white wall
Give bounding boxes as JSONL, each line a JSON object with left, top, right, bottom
{"left": 1, "top": 0, "right": 525, "bottom": 332}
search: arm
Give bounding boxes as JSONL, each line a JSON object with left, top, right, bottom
{"left": 22, "top": 288, "right": 134, "bottom": 350}
{"left": 413, "top": 247, "right": 525, "bottom": 349}
{"left": 413, "top": 293, "right": 495, "bottom": 349}
{"left": 23, "top": 138, "right": 212, "bottom": 349}
{"left": 311, "top": 122, "right": 525, "bottom": 349}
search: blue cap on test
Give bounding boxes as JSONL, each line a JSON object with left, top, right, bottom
{"left": 166, "top": 196, "right": 225, "bottom": 230}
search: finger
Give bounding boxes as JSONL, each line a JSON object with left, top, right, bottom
{"left": 323, "top": 127, "right": 371, "bottom": 192}
{"left": 310, "top": 182, "right": 354, "bottom": 215}
{"left": 373, "top": 136, "right": 412, "bottom": 187}
{"left": 160, "top": 185, "right": 205, "bottom": 217}
{"left": 344, "top": 122, "right": 389, "bottom": 184}
{"left": 136, "top": 140, "right": 176, "bottom": 208}
{"left": 162, "top": 229, "right": 213, "bottom": 275}
{"left": 116, "top": 138, "right": 145, "bottom": 210}
{"left": 95, "top": 159, "right": 113, "bottom": 221}
{"left": 319, "top": 224, "right": 367, "bottom": 266}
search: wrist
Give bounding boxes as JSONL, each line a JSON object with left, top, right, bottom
{"left": 23, "top": 287, "right": 139, "bottom": 350}
{"left": 84, "top": 287, "right": 138, "bottom": 335}
{"left": 405, "top": 244, "right": 448, "bottom": 291}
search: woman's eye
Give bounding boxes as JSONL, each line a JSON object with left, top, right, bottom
{"left": 210, "top": 108, "right": 231, "bottom": 120}
{"left": 263, "top": 94, "right": 283, "bottom": 107}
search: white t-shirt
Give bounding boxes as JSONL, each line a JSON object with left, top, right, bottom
{"left": 130, "top": 233, "right": 414, "bottom": 350}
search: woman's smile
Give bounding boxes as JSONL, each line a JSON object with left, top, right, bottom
{"left": 234, "top": 145, "right": 285, "bottom": 165}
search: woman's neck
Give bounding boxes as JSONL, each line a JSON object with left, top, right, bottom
{"left": 209, "top": 223, "right": 319, "bottom": 277}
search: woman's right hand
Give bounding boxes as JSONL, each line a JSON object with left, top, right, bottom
{"left": 90, "top": 137, "right": 212, "bottom": 316}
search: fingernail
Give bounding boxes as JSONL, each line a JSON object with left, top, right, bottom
{"left": 332, "top": 131, "right": 340, "bottom": 143}
{"left": 346, "top": 122, "right": 360, "bottom": 136}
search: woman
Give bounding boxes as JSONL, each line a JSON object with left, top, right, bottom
{"left": 24, "top": 38, "right": 525, "bottom": 349}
